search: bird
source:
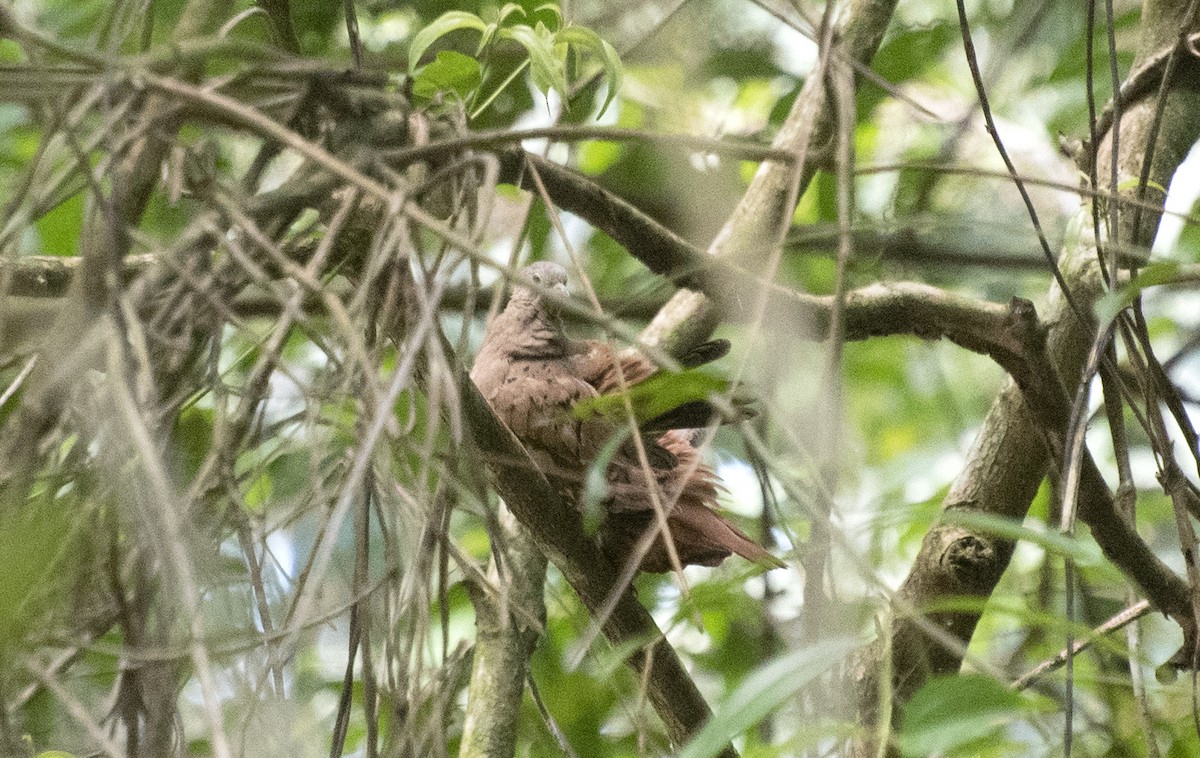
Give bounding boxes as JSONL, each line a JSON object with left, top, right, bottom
{"left": 470, "top": 261, "right": 782, "bottom": 573}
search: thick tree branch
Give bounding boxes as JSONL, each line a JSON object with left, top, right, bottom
{"left": 6, "top": 249, "right": 1069, "bottom": 395}
{"left": 640, "top": 0, "right": 901, "bottom": 352}
{"left": 459, "top": 507, "right": 547, "bottom": 758}
{"left": 849, "top": 2, "right": 1200, "bottom": 753}
{"left": 456, "top": 368, "right": 736, "bottom": 757}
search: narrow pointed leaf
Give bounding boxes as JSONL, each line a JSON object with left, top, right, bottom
{"left": 501, "top": 23, "right": 567, "bottom": 97}
{"left": 496, "top": 3, "right": 527, "bottom": 26}
{"left": 556, "top": 26, "right": 623, "bottom": 116}
{"left": 572, "top": 369, "right": 736, "bottom": 426}
{"left": 408, "top": 11, "right": 488, "bottom": 71}
{"left": 897, "top": 674, "right": 1043, "bottom": 757}
{"left": 680, "top": 636, "right": 858, "bottom": 758}
{"left": 533, "top": 2, "right": 564, "bottom": 29}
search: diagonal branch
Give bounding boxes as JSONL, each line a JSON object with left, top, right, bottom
{"left": 639, "top": 0, "right": 902, "bottom": 352}
{"left": 849, "top": 2, "right": 1200, "bottom": 753}
{"left": 455, "top": 365, "right": 737, "bottom": 757}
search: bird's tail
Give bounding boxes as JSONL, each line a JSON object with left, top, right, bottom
{"left": 669, "top": 502, "right": 786, "bottom": 570}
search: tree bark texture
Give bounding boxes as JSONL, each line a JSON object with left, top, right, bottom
{"left": 459, "top": 506, "right": 547, "bottom": 758}
{"left": 849, "top": 2, "right": 1200, "bottom": 752}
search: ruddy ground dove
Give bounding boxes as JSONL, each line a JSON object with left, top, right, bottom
{"left": 470, "top": 261, "right": 782, "bottom": 573}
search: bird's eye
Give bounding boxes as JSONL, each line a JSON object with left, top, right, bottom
{"left": 532, "top": 274, "right": 542, "bottom": 283}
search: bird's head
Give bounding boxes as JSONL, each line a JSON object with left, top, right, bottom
{"left": 510, "top": 261, "right": 570, "bottom": 313}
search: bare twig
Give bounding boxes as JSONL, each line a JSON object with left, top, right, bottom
{"left": 1011, "top": 600, "right": 1153, "bottom": 691}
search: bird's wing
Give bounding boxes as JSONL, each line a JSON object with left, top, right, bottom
{"left": 600, "top": 429, "right": 783, "bottom": 572}
{"left": 571, "top": 339, "right": 753, "bottom": 432}
{"left": 570, "top": 340, "right": 657, "bottom": 392}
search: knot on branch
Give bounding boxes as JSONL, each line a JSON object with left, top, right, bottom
{"left": 1004, "top": 297, "right": 1043, "bottom": 351}
{"left": 991, "top": 297, "right": 1061, "bottom": 407}
{"left": 938, "top": 530, "right": 1001, "bottom": 594}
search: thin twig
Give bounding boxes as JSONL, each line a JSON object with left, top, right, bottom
{"left": 1012, "top": 600, "right": 1152, "bottom": 691}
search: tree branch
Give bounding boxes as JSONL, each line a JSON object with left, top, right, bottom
{"left": 459, "top": 507, "right": 547, "bottom": 758}
{"left": 455, "top": 367, "right": 737, "bottom": 757}
{"left": 848, "top": 2, "right": 1200, "bottom": 752}
{"left": 0, "top": 0, "right": 235, "bottom": 499}
{"left": 640, "top": 0, "right": 901, "bottom": 352}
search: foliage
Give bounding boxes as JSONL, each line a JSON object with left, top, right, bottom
{"left": 0, "top": 0, "right": 1197, "bottom": 757}
{"left": 409, "top": 5, "right": 621, "bottom": 118}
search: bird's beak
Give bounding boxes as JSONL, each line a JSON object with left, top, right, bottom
{"left": 542, "top": 281, "right": 569, "bottom": 315}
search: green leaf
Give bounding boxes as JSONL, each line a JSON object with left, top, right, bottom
{"left": 679, "top": 636, "right": 858, "bottom": 758}
{"left": 1116, "top": 176, "right": 1167, "bottom": 194}
{"left": 243, "top": 471, "right": 273, "bottom": 511}
{"left": 897, "top": 674, "right": 1033, "bottom": 757}
{"left": 1129, "top": 260, "right": 1184, "bottom": 287}
{"left": 556, "top": 25, "right": 623, "bottom": 116}
{"left": 571, "top": 369, "right": 732, "bottom": 426}
{"left": 407, "top": 11, "right": 488, "bottom": 71}
{"left": 533, "top": 2, "right": 564, "bottom": 30}
{"left": 478, "top": 2, "right": 525, "bottom": 53}
{"left": 412, "top": 50, "right": 483, "bottom": 101}
{"left": 578, "top": 139, "right": 623, "bottom": 174}
{"left": 36, "top": 752, "right": 78, "bottom": 758}
{"left": 495, "top": 3, "right": 527, "bottom": 26}
{"left": 1094, "top": 260, "right": 1182, "bottom": 324}
{"left": 500, "top": 23, "right": 567, "bottom": 99}
{"left": 36, "top": 192, "right": 84, "bottom": 255}
{"left": 477, "top": 21, "right": 500, "bottom": 55}
{"left": 174, "top": 407, "right": 214, "bottom": 477}
{"left": 0, "top": 500, "right": 77, "bottom": 660}
{"left": 581, "top": 629, "right": 661, "bottom": 678}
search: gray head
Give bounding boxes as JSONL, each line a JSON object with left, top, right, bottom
{"left": 510, "top": 261, "right": 569, "bottom": 305}
{"left": 488, "top": 261, "right": 571, "bottom": 358}
{"left": 520, "top": 261, "right": 568, "bottom": 290}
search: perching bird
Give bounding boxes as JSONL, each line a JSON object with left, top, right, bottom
{"left": 470, "top": 261, "right": 781, "bottom": 573}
